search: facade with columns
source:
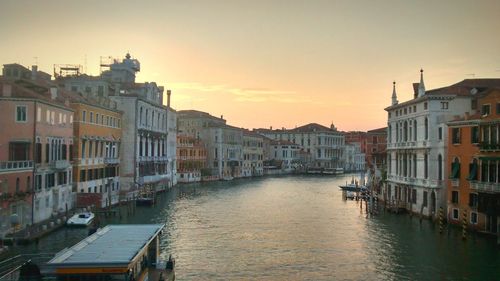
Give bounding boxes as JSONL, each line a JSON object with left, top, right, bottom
{"left": 385, "top": 70, "right": 500, "bottom": 218}
{"left": 255, "top": 123, "right": 344, "bottom": 169}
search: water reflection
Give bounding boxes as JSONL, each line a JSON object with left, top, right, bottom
{"left": 7, "top": 175, "right": 500, "bottom": 280}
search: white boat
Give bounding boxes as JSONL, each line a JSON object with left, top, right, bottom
{"left": 66, "top": 212, "right": 95, "bottom": 226}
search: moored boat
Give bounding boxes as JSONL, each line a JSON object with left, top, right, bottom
{"left": 66, "top": 212, "right": 95, "bottom": 226}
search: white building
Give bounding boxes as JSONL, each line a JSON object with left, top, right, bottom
{"left": 268, "top": 140, "right": 302, "bottom": 172}
{"left": 242, "top": 131, "right": 264, "bottom": 177}
{"left": 255, "top": 123, "right": 344, "bottom": 169}
{"left": 385, "top": 70, "right": 500, "bottom": 217}
{"left": 343, "top": 142, "right": 365, "bottom": 172}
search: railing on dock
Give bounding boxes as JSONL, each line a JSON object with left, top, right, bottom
{"left": 0, "top": 253, "right": 55, "bottom": 281}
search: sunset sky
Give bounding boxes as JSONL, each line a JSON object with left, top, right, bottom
{"left": 1, "top": 0, "right": 499, "bottom": 131}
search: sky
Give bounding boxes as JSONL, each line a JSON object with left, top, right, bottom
{"left": 1, "top": 0, "right": 499, "bottom": 131}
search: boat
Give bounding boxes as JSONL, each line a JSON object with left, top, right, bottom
{"left": 136, "top": 195, "right": 155, "bottom": 206}
{"left": 338, "top": 183, "right": 367, "bottom": 192}
{"left": 306, "top": 168, "right": 323, "bottom": 174}
{"left": 223, "top": 176, "right": 234, "bottom": 181}
{"left": 66, "top": 212, "right": 95, "bottom": 226}
{"left": 45, "top": 224, "right": 175, "bottom": 281}
{"left": 322, "top": 168, "right": 336, "bottom": 175}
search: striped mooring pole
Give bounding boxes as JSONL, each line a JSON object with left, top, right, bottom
{"left": 439, "top": 207, "right": 444, "bottom": 234}
{"left": 462, "top": 210, "right": 467, "bottom": 240}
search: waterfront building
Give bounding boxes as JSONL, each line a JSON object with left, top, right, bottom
{"left": 446, "top": 88, "right": 500, "bottom": 234}
{"left": 176, "top": 133, "right": 207, "bottom": 183}
{"left": 342, "top": 142, "right": 365, "bottom": 172}
{"left": 177, "top": 110, "right": 244, "bottom": 179}
{"left": 344, "top": 131, "right": 367, "bottom": 154}
{"left": 0, "top": 72, "right": 74, "bottom": 234}
{"left": 65, "top": 92, "right": 122, "bottom": 209}
{"left": 385, "top": 70, "right": 500, "bottom": 218}
{"left": 255, "top": 123, "right": 344, "bottom": 169}
{"left": 242, "top": 130, "right": 264, "bottom": 177}
{"left": 268, "top": 140, "right": 302, "bottom": 173}
{"left": 57, "top": 54, "right": 177, "bottom": 196}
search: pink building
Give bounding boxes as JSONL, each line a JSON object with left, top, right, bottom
{"left": 1, "top": 65, "right": 74, "bottom": 237}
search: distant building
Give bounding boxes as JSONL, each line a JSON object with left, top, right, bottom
{"left": 446, "top": 88, "right": 500, "bottom": 234}
{"left": 342, "top": 142, "right": 365, "bottom": 172}
{"left": 176, "top": 134, "right": 207, "bottom": 183}
{"left": 255, "top": 123, "right": 344, "bottom": 169}
{"left": 267, "top": 139, "right": 302, "bottom": 173}
{"left": 177, "top": 110, "right": 244, "bottom": 179}
{"left": 242, "top": 130, "right": 264, "bottom": 177}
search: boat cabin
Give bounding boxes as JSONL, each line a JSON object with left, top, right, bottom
{"left": 45, "top": 224, "right": 172, "bottom": 281}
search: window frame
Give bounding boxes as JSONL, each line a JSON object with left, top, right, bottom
{"left": 15, "top": 105, "right": 27, "bottom": 123}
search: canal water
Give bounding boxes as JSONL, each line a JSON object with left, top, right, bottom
{"left": 7, "top": 175, "right": 500, "bottom": 280}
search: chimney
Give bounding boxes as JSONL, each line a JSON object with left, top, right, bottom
{"left": 2, "top": 84, "right": 12, "bottom": 97}
{"left": 50, "top": 87, "right": 58, "bottom": 100}
{"left": 167, "top": 89, "right": 171, "bottom": 108}
{"left": 31, "top": 65, "right": 38, "bottom": 80}
{"left": 221, "top": 115, "right": 224, "bottom": 119}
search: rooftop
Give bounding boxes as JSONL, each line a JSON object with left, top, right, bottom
{"left": 47, "top": 224, "right": 164, "bottom": 267}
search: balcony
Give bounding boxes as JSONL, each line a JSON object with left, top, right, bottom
{"left": 0, "top": 160, "right": 33, "bottom": 172}
{"left": 50, "top": 160, "right": 70, "bottom": 170}
{"left": 451, "top": 179, "right": 459, "bottom": 187}
{"left": 470, "top": 181, "right": 500, "bottom": 193}
{"left": 104, "top": 157, "right": 120, "bottom": 164}
{"left": 479, "top": 143, "right": 500, "bottom": 152}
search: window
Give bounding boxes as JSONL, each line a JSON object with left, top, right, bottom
{"left": 451, "top": 191, "right": 459, "bottom": 204}
{"left": 424, "top": 118, "right": 428, "bottom": 140}
{"left": 424, "top": 102, "right": 428, "bottom": 110}
{"left": 37, "top": 107, "right": 41, "bottom": 122}
{"left": 452, "top": 128, "right": 460, "bottom": 144}
{"left": 452, "top": 208, "right": 459, "bottom": 220}
{"left": 482, "top": 104, "right": 490, "bottom": 116}
{"left": 90, "top": 112, "right": 94, "bottom": 123}
{"left": 440, "top": 102, "right": 449, "bottom": 109}
{"left": 423, "top": 191, "right": 428, "bottom": 207}
{"left": 35, "top": 175, "right": 42, "bottom": 191}
{"left": 46, "top": 173, "right": 55, "bottom": 188}
{"left": 438, "top": 154, "right": 443, "bottom": 180}
{"left": 469, "top": 193, "right": 478, "bottom": 208}
{"left": 471, "top": 126, "right": 479, "bottom": 143}
{"left": 467, "top": 159, "right": 478, "bottom": 181}
{"left": 80, "top": 170, "right": 86, "bottom": 182}
{"left": 16, "top": 106, "right": 27, "bottom": 122}
{"left": 497, "top": 103, "right": 500, "bottom": 114}
{"left": 96, "top": 113, "right": 99, "bottom": 124}
{"left": 35, "top": 143, "right": 42, "bottom": 163}
{"left": 450, "top": 158, "right": 460, "bottom": 179}
{"left": 438, "top": 127, "right": 443, "bottom": 141}
{"left": 411, "top": 189, "right": 417, "bottom": 204}
{"left": 470, "top": 212, "right": 478, "bottom": 224}
{"left": 82, "top": 110, "right": 87, "bottom": 122}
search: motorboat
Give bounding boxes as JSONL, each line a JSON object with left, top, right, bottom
{"left": 338, "top": 183, "right": 367, "bottom": 192}
{"left": 66, "top": 212, "right": 95, "bottom": 226}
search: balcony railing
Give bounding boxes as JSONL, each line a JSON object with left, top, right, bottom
{"left": 470, "top": 181, "right": 500, "bottom": 193}
{"left": 478, "top": 143, "right": 500, "bottom": 151}
{"left": 387, "top": 174, "right": 444, "bottom": 188}
{"left": 0, "top": 160, "right": 33, "bottom": 172}
{"left": 104, "top": 157, "right": 120, "bottom": 164}
{"left": 50, "top": 160, "right": 70, "bottom": 170}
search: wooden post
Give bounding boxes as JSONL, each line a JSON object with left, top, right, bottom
{"left": 462, "top": 210, "right": 467, "bottom": 240}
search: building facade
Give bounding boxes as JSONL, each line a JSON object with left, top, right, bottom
{"left": 242, "top": 131, "right": 264, "bottom": 177}
{"left": 447, "top": 89, "right": 500, "bottom": 234}
{"left": 176, "top": 134, "right": 207, "bottom": 183}
{"left": 385, "top": 71, "right": 500, "bottom": 218}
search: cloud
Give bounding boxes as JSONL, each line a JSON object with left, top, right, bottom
{"left": 169, "top": 81, "right": 315, "bottom": 104}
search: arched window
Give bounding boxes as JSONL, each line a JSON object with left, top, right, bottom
{"left": 450, "top": 157, "right": 460, "bottom": 180}
{"left": 468, "top": 158, "right": 478, "bottom": 181}
{"left": 413, "top": 120, "right": 417, "bottom": 141}
{"left": 425, "top": 118, "right": 429, "bottom": 140}
{"left": 437, "top": 154, "right": 443, "bottom": 180}
{"left": 140, "top": 107, "right": 143, "bottom": 125}
{"left": 404, "top": 121, "right": 408, "bottom": 141}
